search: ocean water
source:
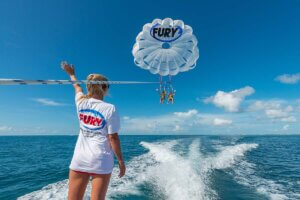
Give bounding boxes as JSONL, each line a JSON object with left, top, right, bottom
{"left": 0, "top": 135, "right": 299, "bottom": 200}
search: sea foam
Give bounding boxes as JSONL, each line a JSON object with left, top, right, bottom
{"left": 18, "top": 139, "right": 260, "bottom": 200}
{"left": 232, "top": 159, "right": 300, "bottom": 200}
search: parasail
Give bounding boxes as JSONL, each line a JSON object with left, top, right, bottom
{"left": 132, "top": 18, "right": 199, "bottom": 104}
{"left": 132, "top": 18, "right": 199, "bottom": 77}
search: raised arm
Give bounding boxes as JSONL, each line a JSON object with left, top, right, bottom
{"left": 61, "top": 61, "right": 83, "bottom": 94}
{"left": 108, "top": 133, "right": 126, "bottom": 178}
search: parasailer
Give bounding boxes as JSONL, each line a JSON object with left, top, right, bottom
{"left": 167, "top": 86, "right": 176, "bottom": 104}
{"left": 132, "top": 18, "right": 199, "bottom": 104}
{"left": 159, "top": 88, "right": 167, "bottom": 104}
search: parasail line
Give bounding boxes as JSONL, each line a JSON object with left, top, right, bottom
{"left": 0, "top": 79, "right": 159, "bottom": 85}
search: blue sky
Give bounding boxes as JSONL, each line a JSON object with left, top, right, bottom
{"left": 0, "top": 0, "right": 299, "bottom": 135}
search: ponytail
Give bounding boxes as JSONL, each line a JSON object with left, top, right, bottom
{"left": 79, "top": 73, "right": 109, "bottom": 101}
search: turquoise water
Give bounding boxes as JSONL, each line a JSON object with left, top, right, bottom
{"left": 0, "top": 135, "right": 299, "bottom": 200}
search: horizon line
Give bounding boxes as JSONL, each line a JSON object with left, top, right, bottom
{"left": 0, "top": 133, "right": 299, "bottom": 136}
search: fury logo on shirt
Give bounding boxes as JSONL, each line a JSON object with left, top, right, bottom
{"left": 78, "top": 109, "right": 106, "bottom": 131}
{"left": 79, "top": 114, "right": 102, "bottom": 126}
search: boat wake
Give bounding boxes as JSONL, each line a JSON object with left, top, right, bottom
{"left": 18, "top": 138, "right": 295, "bottom": 200}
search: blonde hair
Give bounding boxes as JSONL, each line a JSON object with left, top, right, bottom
{"left": 81, "top": 73, "right": 109, "bottom": 100}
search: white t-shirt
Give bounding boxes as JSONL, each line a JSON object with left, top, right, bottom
{"left": 69, "top": 92, "right": 120, "bottom": 174}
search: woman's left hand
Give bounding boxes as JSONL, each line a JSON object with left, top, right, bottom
{"left": 61, "top": 61, "right": 75, "bottom": 76}
{"left": 118, "top": 161, "right": 126, "bottom": 178}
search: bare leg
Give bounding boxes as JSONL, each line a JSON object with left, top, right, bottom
{"left": 68, "top": 170, "right": 90, "bottom": 200}
{"left": 90, "top": 173, "right": 111, "bottom": 200}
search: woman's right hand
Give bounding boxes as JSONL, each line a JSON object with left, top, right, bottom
{"left": 61, "top": 61, "right": 75, "bottom": 76}
{"left": 118, "top": 160, "right": 126, "bottom": 178}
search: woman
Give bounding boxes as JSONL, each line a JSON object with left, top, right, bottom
{"left": 61, "top": 61, "right": 126, "bottom": 200}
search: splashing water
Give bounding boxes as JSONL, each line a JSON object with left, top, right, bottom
{"left": 18, "top": 139, "right": 261, "bottom": 200}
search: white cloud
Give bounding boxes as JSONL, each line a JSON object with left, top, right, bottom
{"left": 265, "top": 109, "right": 289, "bottom": 119}
{"left": 281, "top": 116, "right": 297, "bottom": 122}
{"left": 174, "top": 109, "right": 198, "bottom": 117}
{"left": 282, "top": 124, "right": 289, "bottom": 131}
{"left": 0, "top": 126, "right": 13, "bottom": 132}
{"left": 248, "top": 100, "right": 282, "bottom": 111}
{"left": 248, "top": 100, "right": 296, "bottom": 123}
{"left": 173, "top": 125, "right": 183, "bottom": 132}
{"left": 123, "top": 116, "right": 130, "bottom": 120}
{"left": 275, "top": 73, "right": 300, "bottom": 84}
{"left": 121, "top": 109, "right": 232, "bottom": 134}
{"left": 213, "top": 118, "right": 233, "bottom": 126}
{"left": 33, "top": 98, "right": 65, "bottom": 106}
{"left": 0, "top": 125, "right": 63, "bottom": 135}
{"left": 204, "top": 86, "right": 255, "bottom": 112}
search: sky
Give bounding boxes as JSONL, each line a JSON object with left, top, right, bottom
{"left": 0, "top": 0, "right": 299, "bottom": 135}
